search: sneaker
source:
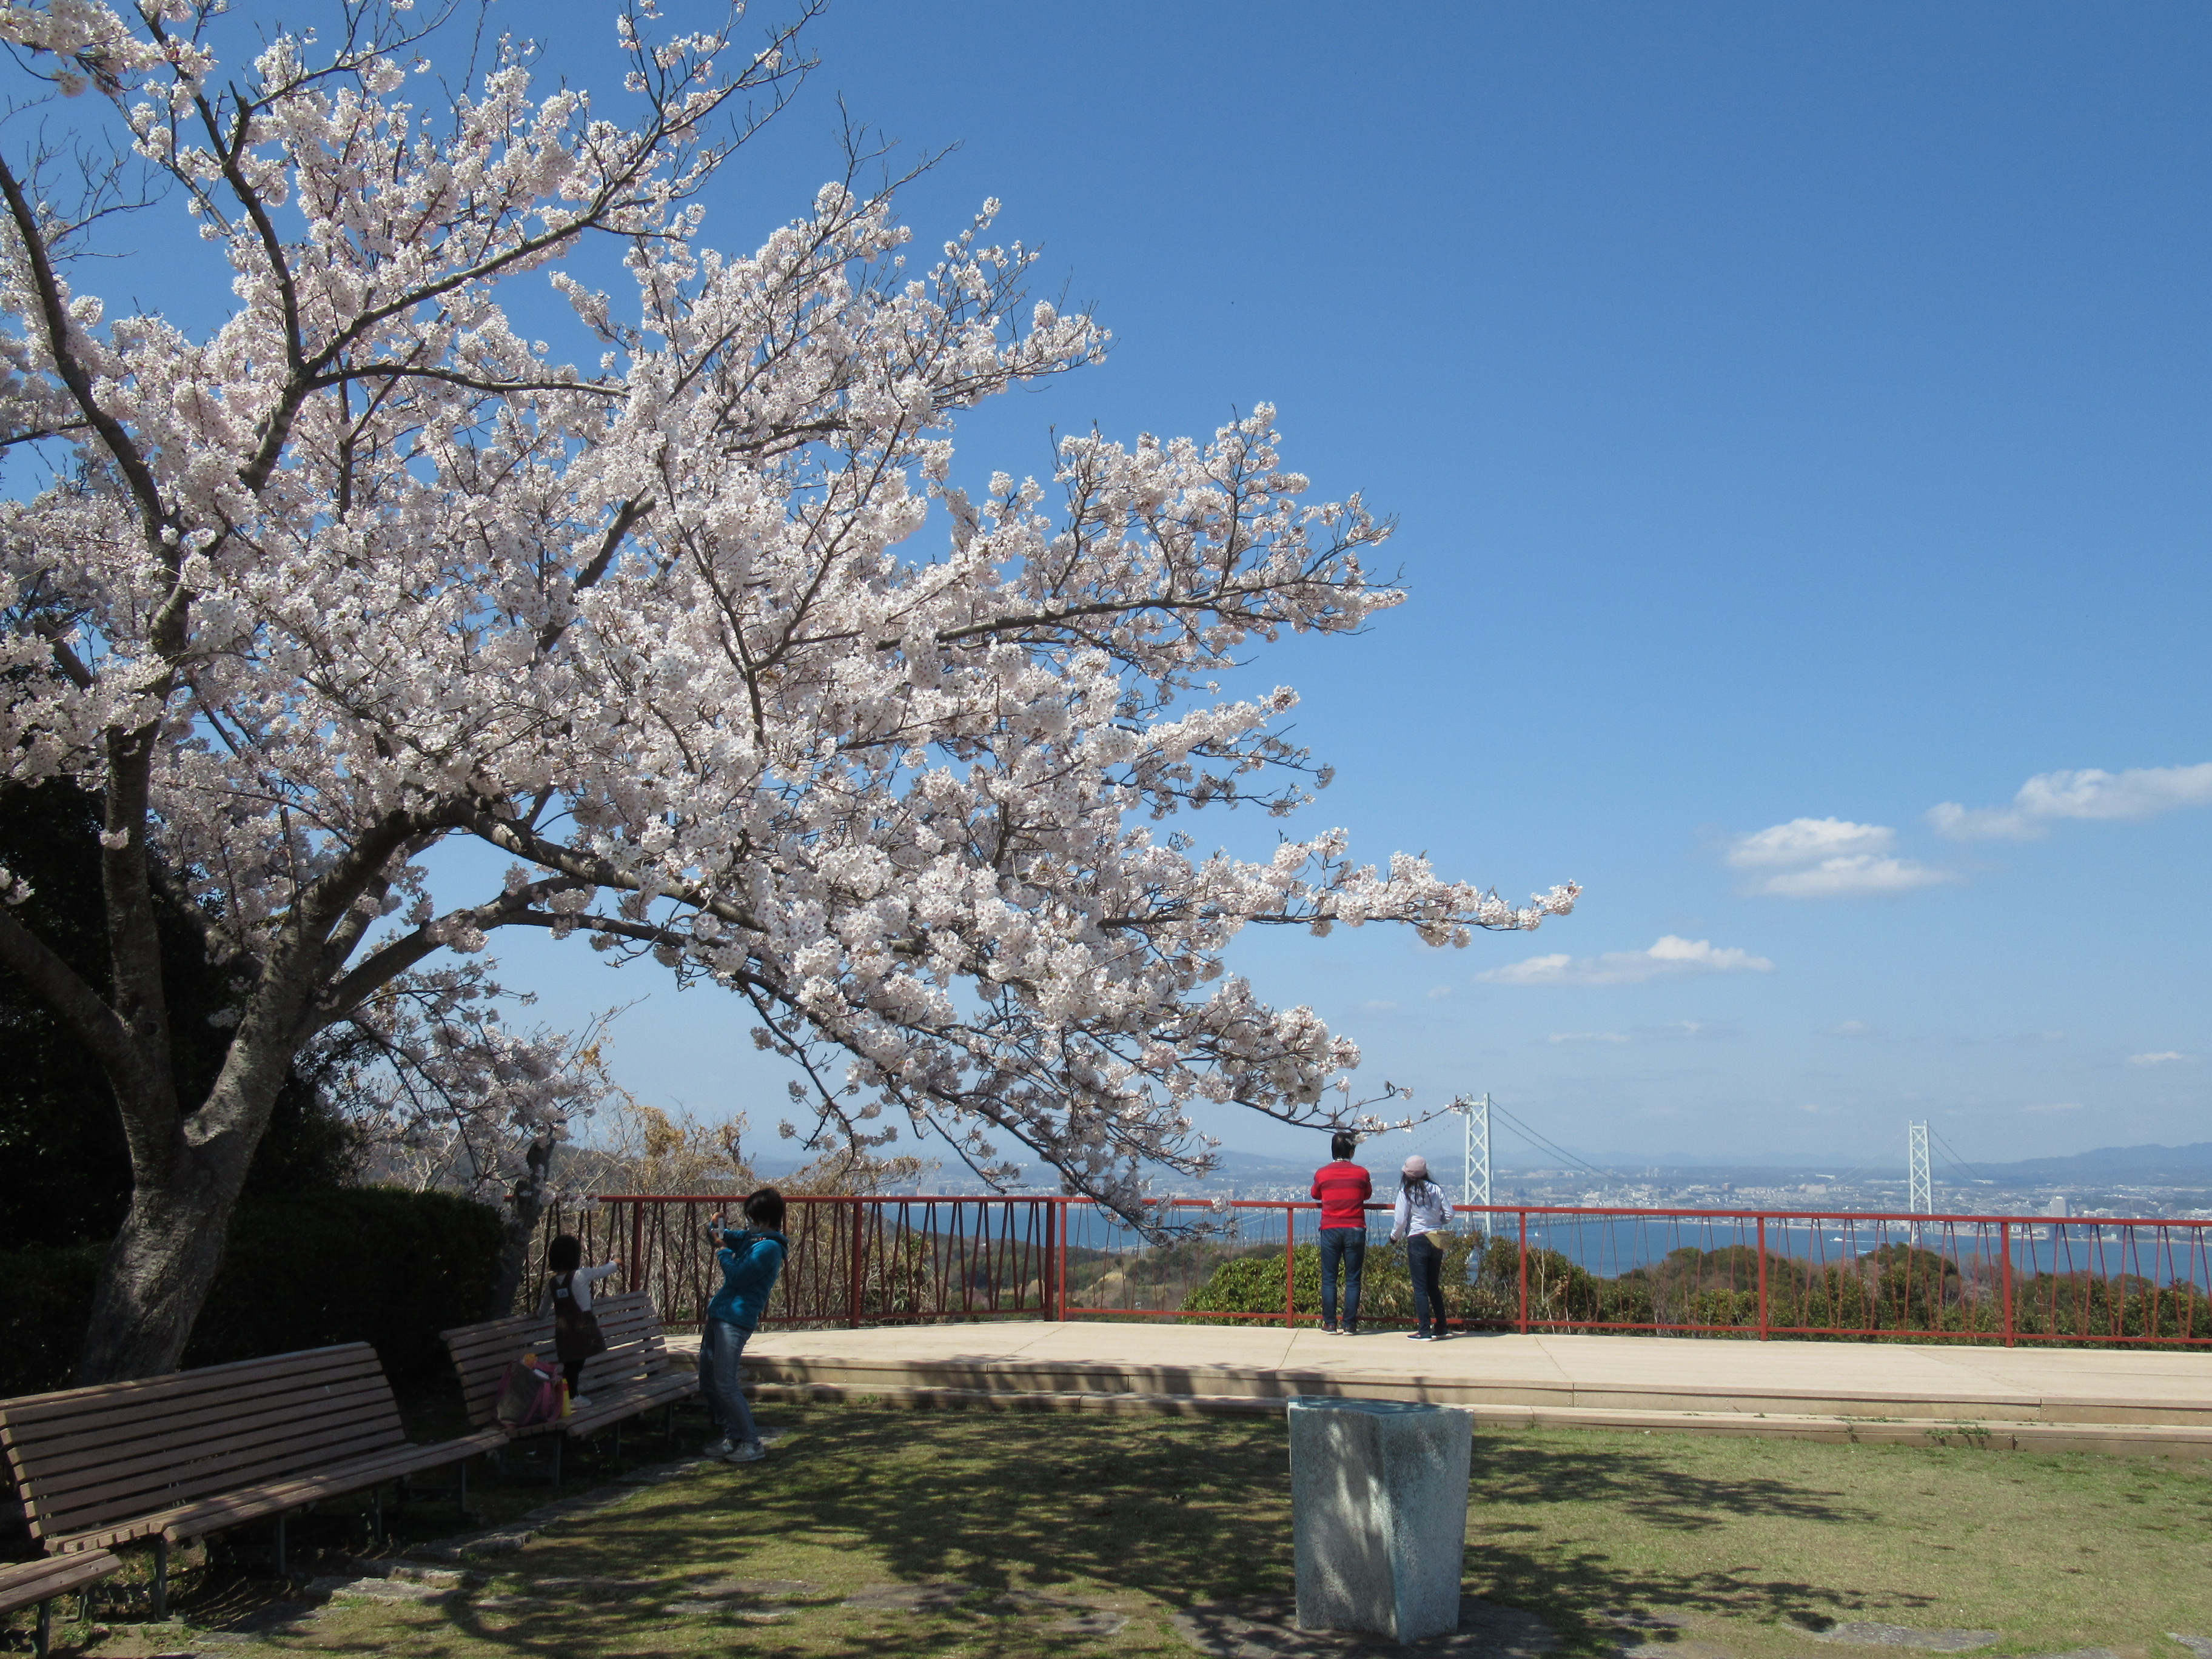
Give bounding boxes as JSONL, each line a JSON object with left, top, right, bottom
{"left": 1430, "top": 1331, "right": 1452, "bottom": 1341}
{"left": 1320, "top": 1324, "right": 1338, "bottom": 1335}
{"left": 703, "top": 1438, "right": 734, "bottom": 1458}
{"left": 569, "top": 1395, "right": 593, "bottom": 1408}
{"left": 721, "top": 1440, "right": 769, "bottom": 1464}
{"left": 1408, "top": 1331, "right": 1430, "bottom": 1340}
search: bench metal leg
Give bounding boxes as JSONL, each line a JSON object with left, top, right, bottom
{"left": 611, "top": 1420, "right": 622, "bottom": 1470}
{"left": 457, "top": 1457, "right": 469, "bottom": 1520}
{"left": 152, "top": 1534, "right": 169, "bottom": 1621}
{"left": 371, "top": 1484, "right": 384, "bottom": 1545}
{"left": 35, "top": 1596, "right": 50, "bottom": 1659}
{"left": 274, "top": 1512, "right": 287, "bottom": 1580}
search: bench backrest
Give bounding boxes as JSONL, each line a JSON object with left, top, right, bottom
{"left": 0, "top": 1344, "right": 405, "bottom": 1546}
{"left": 440, "top": 1290, "right": 674, "bottom": 1430}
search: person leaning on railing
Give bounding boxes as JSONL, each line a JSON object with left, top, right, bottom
{"left": 1311, "top": 1131, "right": 1373, "bottom": 1335}
{"left": 1392, "top": 1155, "right": 1453, "bottom": 1340}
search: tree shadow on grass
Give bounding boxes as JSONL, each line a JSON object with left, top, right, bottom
{"left": 1472, "top": 1437, "right": 1886, "bottom": 1532}
{"left": 233, "top": 1407, "right": 1906, "bottom": 1659}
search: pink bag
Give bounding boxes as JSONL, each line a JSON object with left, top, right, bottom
{"left": 495, "top": 1353, "right": 561, "bottom": 1427}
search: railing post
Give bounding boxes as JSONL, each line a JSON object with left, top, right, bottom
{"left": 1757, "top": 1215, "right": 1769, "bottom": 1339}
{"left": 1517, "top": 1210, "right": 1530, "bottom": 1334}
{"left": 848, "top": 1197, "right": 866, "bottom": 1329}
{"left": 2001, "top": 1221, "right": 2014, "bottom": 1347}
{"left": 1056, "top": 1200, "right": 1070, "bottom": 1321}
{"left": 1285, "top": 1204, "right": 1296, "bottom": 1329}
{"left": 629, "top": 1199, "right": 644, "bottom": 1295}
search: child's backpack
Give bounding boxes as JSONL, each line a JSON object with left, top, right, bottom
{"left": 495, "top": 1351, "right": 561, "bottom": 1427}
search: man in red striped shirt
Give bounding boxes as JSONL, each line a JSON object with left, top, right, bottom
{"left": 1310, "top": 1131, "right": 1373, "bottom": 1334}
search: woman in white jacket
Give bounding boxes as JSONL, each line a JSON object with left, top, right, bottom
{"left": 1390, "top": 1155, "right": 1452, "bottom": 1339}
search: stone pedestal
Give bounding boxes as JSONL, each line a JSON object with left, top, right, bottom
{"left": 1288, "top": 1396, "right": 1472, "bottom": 1644}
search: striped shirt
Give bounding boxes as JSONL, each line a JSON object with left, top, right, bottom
{"left": 1310, "top": 1160, "right": 1372, "bottom": 1228}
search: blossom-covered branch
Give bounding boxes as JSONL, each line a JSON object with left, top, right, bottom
{"left": 0, "top": 0, "right": 1574, "bottom": 1375}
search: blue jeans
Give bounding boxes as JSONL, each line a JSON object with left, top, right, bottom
{"left": 697, "top": 1317, "right": 759, "bottom": 1445}
{"left": 1319, "top": 1227, "right": 1366, "bottom": 1329}
{"left": 1407, "top": 1232, "right": 1447, "bottom": 1335}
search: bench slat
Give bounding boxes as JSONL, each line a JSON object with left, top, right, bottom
{"left": 0, "top": 1547, "right": 118, "bottom": 1617}
{"left": 442, "top": 1293, "right": 672, "bottom": 1427}
{"left": 17, "top": 1372, "right": 398, "bottom": 1482}
{"left": 443, "top": 1293, "right": 689, "bottom": 1438}
{"left": 157, "top": 1427, "right": 508, "bottom": 1542}
{"left": 0, "top": 1342, "right": 448, "bottom": 1553}
{"left": 0, "top": 1346, "right": 371, "bottom": 1427}
{"left": 24, "top": 1415, "right": 407, "bottom": 1538}
{"left": 506, "top": 1371, "right": 699, "bottom": 1440}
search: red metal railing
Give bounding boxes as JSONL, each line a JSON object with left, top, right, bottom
{"left": 525, "top": 1195, "right": 2212, "bottom": 1347}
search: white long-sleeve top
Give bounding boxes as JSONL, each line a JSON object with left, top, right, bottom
{"left": 540, "top": 1260, "right": 620, "bottom": 1315}
{"left": 1390, "top": 1179, "right": 1451, "bottom": 1242}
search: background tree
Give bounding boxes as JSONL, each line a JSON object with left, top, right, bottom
{"left": 0, "top": 0, "right": 1575, "bottom": 1381}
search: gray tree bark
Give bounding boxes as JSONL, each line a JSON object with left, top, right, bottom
{"left": 487, "top": 1133, "right": 560, "bottom": 1319}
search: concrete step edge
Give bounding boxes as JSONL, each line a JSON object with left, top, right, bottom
{"left": 746, "top": 1381, "right": 2212, "bottom": 1454}
{"left": 739, "top": 1358, "right": 2211, "bottom": 1427}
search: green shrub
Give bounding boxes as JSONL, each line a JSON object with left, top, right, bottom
{"left": 0, "top": 1241, "right": 104, "bottom": 1395}
{"left": 185, "top": 1187, "right": 504, "bottom": 1387}
{"left": 0, "top": 1187, "right": 503, "bottom": 1396}
{"left": 1181, "top": 1232, "right": 1496, "bottom": 1326}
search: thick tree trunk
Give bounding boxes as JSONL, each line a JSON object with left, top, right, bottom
{"left": 75, "top": 1153, "right": 240, "bottom": 1382}
{"left": 72, "top": 995, "right": 306, "bottom": 1382}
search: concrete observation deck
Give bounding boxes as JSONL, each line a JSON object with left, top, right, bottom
{"left": 678, "top": 1321, "right": 2212, "bottom": 1458}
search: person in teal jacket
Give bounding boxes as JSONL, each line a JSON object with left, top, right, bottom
{"left": 699, "top": 1187, "right": 788, "bottom": 1463}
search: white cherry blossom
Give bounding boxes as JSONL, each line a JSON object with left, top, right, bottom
{"left": 0, "top": 0, "right": 1574, "bottom": 1379}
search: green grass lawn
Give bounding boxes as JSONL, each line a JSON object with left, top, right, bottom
{"left": 26, "top": 1401, "right": 2212, "bottom": 1658}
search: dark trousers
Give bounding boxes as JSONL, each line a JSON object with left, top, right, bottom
{"left": 1319, "top": 1227, "right": 1366, "bottom": 1329}
{"left": 1408, "top": 1232, "right": 1447, "bottom": 1334}
{"left": 562, "top": 1359, "right": 587, "bottom": 1399}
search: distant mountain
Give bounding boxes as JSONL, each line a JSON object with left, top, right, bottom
{"left": 759, "top": 1139, "right": 2212, "bottom": 1194}
{"left": 1969, "top": 1142, "right": 2212, "bottom": 1184}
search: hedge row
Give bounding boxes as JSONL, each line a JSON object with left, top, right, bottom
{"left": 1, "top": 1187, "right": 504, "bottom": 1396}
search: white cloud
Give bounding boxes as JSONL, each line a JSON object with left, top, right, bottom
{"left": 1360, "top": 999, "right": 1398, "bottom": 1013}
{"left": 2127, "top": 1051, "right": 2196, "bottom": 1067}
{"left": 1480, "top": 934, "right": 1775, "bottom": 988}
{"left": 1752, "top": 854, "right": 1957, "bottom": 899}
{"left": 1930, "top": 763, "right": 2212, "bottom": 841}
{"left": 1829, "top": 1020, "right": 1875, "bottom": 1037}
{"left": 1725, "top": 817, "right": 1954, "bottom": 899}
{"left": 1548, "top": 1031, "right": 1631, "bottom": 1044}
{"left": 1425, "top": 985, "right": 1453, "bottom": 1001}
{"left": 2023, "top": 1101, "right": 2083, "bottom": 1114}
{"left": 1727, "top": 817, "right": 1895, "bottom": 869}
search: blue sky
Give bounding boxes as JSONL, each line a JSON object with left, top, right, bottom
{"left": 26, "top": 2, "right": 2212, "bottom": 1173}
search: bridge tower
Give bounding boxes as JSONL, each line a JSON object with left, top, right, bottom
{"left": 1458, "top": 1093, "right": 1493, "bottom": 1233}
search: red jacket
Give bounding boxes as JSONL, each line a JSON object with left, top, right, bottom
{"left": 1310, "top": 1160, "right": 1372, "bottom": 1229}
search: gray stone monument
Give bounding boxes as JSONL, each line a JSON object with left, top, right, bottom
{"left": 1288, "top": 1396, "right": 1472, "bottom": 1644}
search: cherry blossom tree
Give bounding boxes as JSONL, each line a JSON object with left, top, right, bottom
{"left": 0, "top": 0, "right": 1575, "bottom": 1381}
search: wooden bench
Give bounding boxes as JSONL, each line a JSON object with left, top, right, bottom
{"left": 440, "top": 1290, "right": 697, "bottom": 1483}
{"left": 0, "top": 1344, "right": 503, "bottom": 1615}
{"left": 1, "top": 1549, "right": 117, "bottom": 1658}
